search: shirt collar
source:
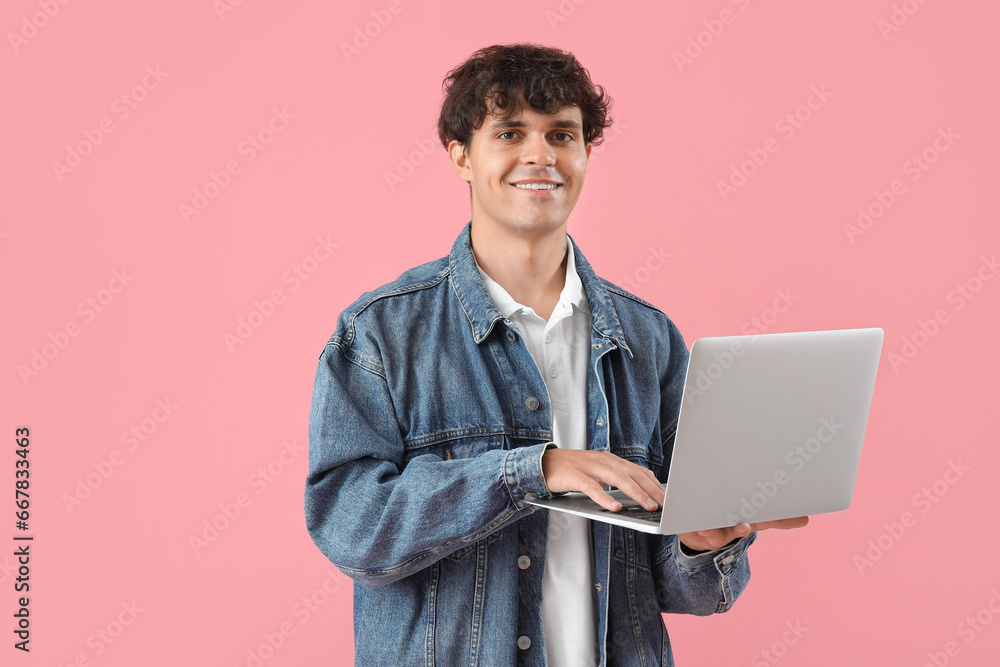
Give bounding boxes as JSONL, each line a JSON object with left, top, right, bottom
{"left": 474, "top": 237, "right": 591, "bottom": 320}
{"left": 448, "top": 222, "right": 629, "bottom": 354}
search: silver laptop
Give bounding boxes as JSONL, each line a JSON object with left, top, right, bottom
{"left": 525, "top": 328, "right": 884, "bottom": 534}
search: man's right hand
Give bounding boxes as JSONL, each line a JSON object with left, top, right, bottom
{"left": 541, "top": 448, "right": 663, "bottom": 512}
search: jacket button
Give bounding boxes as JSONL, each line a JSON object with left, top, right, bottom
{"left": 517, "top": 635, "right": 531, "bottom": 650}
{"left": 517, "top": 555, "right": 531, "bottom": 569}
{"left": 525, "top": 396, "right": 540, "bottom": 411}
{"left": 596, "top": 417, "right": 605, "bottom": 427}
{"left": 595, "top": 582, "right": 603, "bottom": 592}
{"left": 506, "top": 330, "right": 517, "bottom": 342}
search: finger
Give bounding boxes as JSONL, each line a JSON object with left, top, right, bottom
{"left": 749, "top": 516, "right": 809, "bottom": 532}
{"left": 595, "top": 455, "right": 664, "bottom": 508}
{"left": 601, "top": 467, "right": 663, "bottom": 511}
{"left": 636, "top": 466, "right": 665, "bottom": 504}
{"left": 576, "top": 478, "right": 625, "bottom": 512}
{"left": 695, "top": 525, "right": 749, "bottom": 547}
{"left": 683, "top": 528, "right": 731, "bottom": 551}
{"left": 635, "top": 471, "right": 664, "bottom": 507}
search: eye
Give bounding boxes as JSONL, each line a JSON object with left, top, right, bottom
{"left": 498, "top": 131, "right": 518, "bottom": 141}
{"left": 553, "top": 132, "right": 575, "bottom": 142}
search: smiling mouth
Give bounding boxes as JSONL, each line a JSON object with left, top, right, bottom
{"left": 511, "top": 183, "right": 562, "bottom": 191}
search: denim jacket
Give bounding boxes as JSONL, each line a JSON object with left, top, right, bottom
{"left": 306, "top": 223, "right": 758, "bottom": 667}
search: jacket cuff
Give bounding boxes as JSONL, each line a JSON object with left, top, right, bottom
{"left": 674, "top": 530, "right": 758, "bottom": 572}
{"left": 503, "top": 442, "right": 558, "bottom": 508}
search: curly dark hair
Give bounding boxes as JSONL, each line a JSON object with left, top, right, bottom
{"left": 437, "top": 43, "right": 613, "bottom": 150}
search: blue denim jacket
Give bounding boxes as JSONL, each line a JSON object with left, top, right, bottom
{"left": 306, "top": 223, "right": 758, "bottom": 667}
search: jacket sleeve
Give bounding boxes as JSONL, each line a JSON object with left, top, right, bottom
{"left": 305, "top": 338, "right": 553, "bottom": 589}
{"left": 646, "top": 318, "right": 759, "bottom": 615}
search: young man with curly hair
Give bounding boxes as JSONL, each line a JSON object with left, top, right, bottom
{"left": 306, "top": 43, "right": 806, "bottom": 667}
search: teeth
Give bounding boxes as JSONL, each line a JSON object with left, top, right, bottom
{"left": 514, "top": 183, "right": 560, "bottom": 190}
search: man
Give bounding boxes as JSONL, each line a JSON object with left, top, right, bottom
{"left": 306, "top": 43, "right": 806, "bottom": 667}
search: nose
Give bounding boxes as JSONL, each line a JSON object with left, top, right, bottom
{"left": 520, "top": 132, "right": 556, "bottom": 167}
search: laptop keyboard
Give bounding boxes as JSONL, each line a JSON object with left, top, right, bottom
{"left": 598, "top": 504, "right": 662, "bottom": 522}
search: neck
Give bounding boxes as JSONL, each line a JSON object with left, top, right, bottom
{"left": 470, "top": 221, "right": 568, "bottom": 322}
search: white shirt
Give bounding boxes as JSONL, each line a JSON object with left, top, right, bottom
{"left": 477, "top": 243, "right": 598, "bottom": 667}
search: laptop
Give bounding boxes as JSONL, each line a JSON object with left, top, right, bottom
{"left": 525, "top": 327, "right": 884, "bottom": 535}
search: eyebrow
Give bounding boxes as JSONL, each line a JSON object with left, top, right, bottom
{"left": 486, "top": 117, "right": 583, "bottom": 132}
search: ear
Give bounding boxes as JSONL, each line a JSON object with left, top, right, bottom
{"left": 448, "top": 140, "right": 472, "bottom": 183}
{"left": 585, "top": 142, "right": 593, "bottom": 160}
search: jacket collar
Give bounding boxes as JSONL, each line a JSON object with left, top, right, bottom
{"left": 448, "top": 221, "right": 631, "bottom": 355}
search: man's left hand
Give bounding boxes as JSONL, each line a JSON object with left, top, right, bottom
{"left": 678, "top": 516, "right": 809, "bottom": 553}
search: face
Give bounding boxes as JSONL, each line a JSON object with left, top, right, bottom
{"left": 449, "top": 103, "right": 592, "bottom": 239}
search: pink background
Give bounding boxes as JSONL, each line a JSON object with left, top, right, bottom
{"left": 3, "top": 1, "right": 999, "bottom": 665}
